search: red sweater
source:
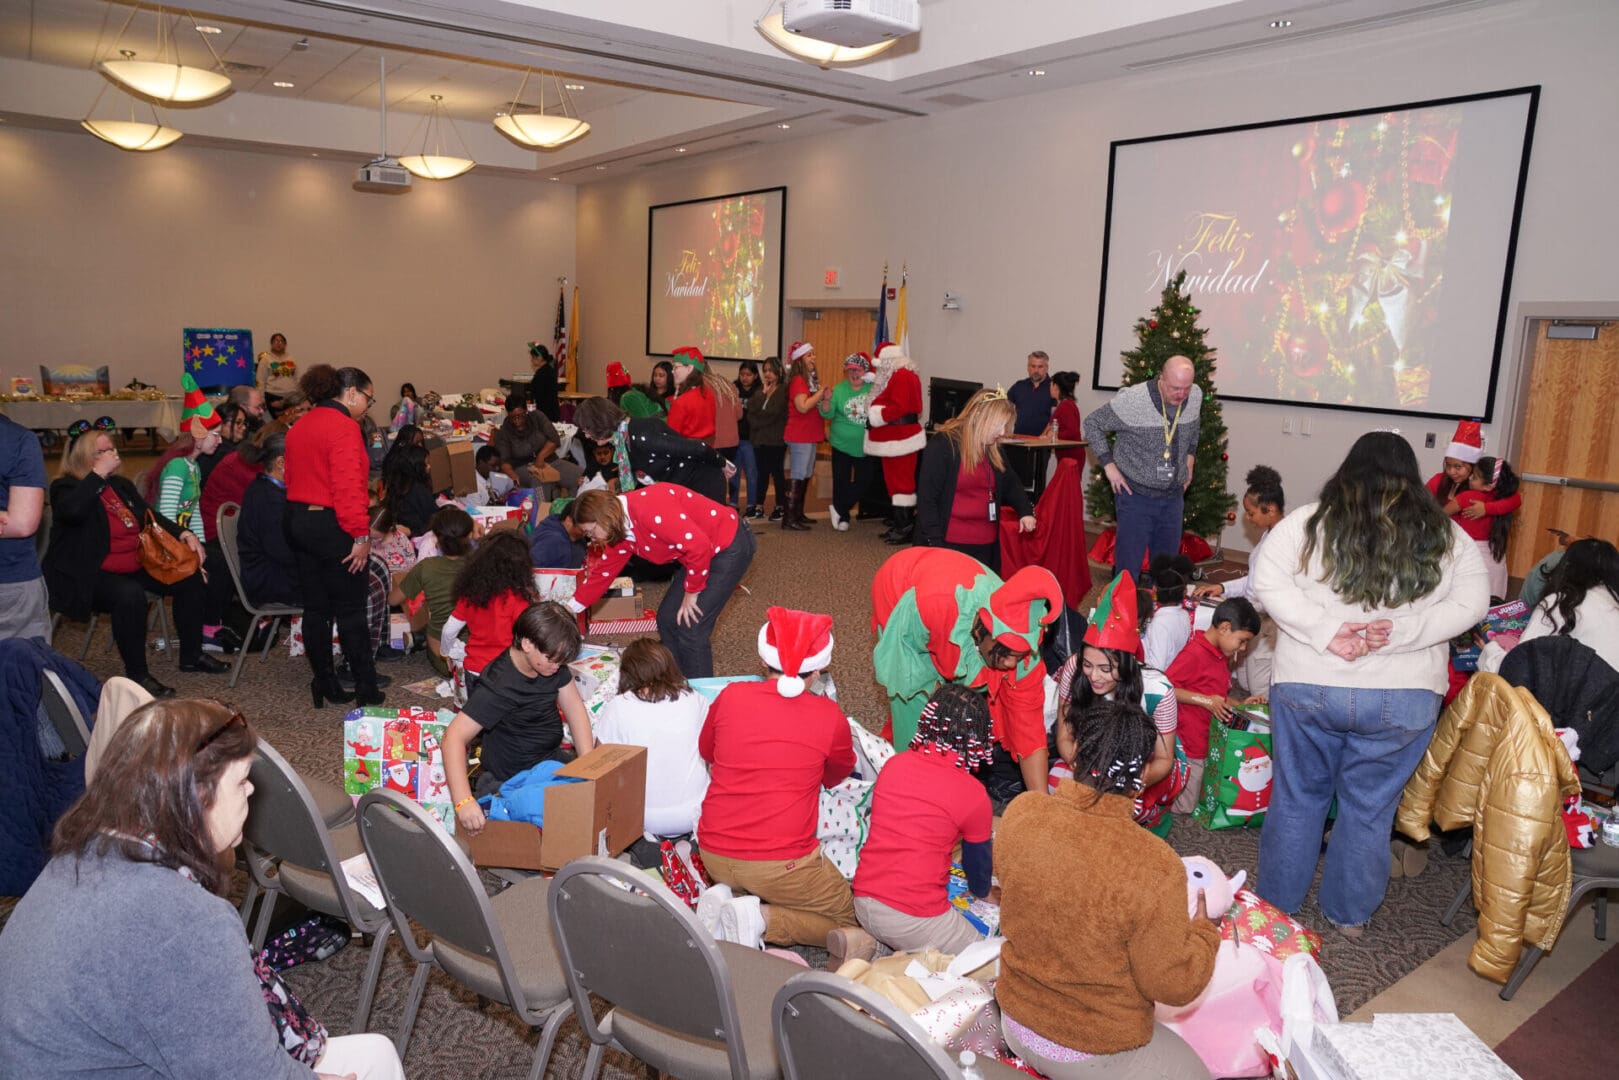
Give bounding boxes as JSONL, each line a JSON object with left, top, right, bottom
{"left": 285, "top": 401, "right": 371, "bottom": 537}
{"left": 698, "top": 680, "right": 855, "bottom": 860}
{"left": 785, "top": 376, "right": 826, "bottom": 444}
{"left": 666, "top": 385, "right": 716, "bottom": 443}
{"left": 573, "top": 484, "right": 740, "bottom": 606}
{"left": 200, "top": 451, "right": 263, "bottom": 538}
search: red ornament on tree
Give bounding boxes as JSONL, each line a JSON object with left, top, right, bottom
{"left": 1149, "top": 320, "right": 1159, "bottom": 329}
{"left": 1227, "top": 511, "right": 1238, "bottom": 523}
{"left": 1220, "top": 453, "right": 1229, "bottom": 461}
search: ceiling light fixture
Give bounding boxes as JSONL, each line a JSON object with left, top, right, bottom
{"left": 80, "top": 77, "right": 181, "bottom": 151}
{"left": 594, "top": 165, "right": 607, "bottom": 171}
{"left": 1270, "top": 20, "right": 1293, "bottom": 29}
{"left": 492, "top": 69, "right": 591, "bottom": 149}
{"left": 776, "top": 122, "right": 791, "bottom": 129}
{"left": 675, "top": 147, "right": 687, "bottom": 153}
{"left": 98, "top": 7, "right": 232, "bottom": 105}
{"left": 398, "top": 94, "right": 475, "bottom": 180}
{"left": 564, "top": 83, "right": 586, "bottom": 91}
{"left": 195, "top": 25, "right": 221, "bottom": 34}
{"left": 754, "top": 2, "right": 897, "bottom": 68}
{"left": 273, "top": 81, "right": 295, "bottom": 88}
{"left": 548, "top": 176, "right": 560, "bottom": 181}
{"left": 1027, "top": 69, "right": 1046, "bottom": 76}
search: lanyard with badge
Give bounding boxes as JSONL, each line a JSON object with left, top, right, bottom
{"left": 1156, "top": 382, "right": 1183, "bottom": 485}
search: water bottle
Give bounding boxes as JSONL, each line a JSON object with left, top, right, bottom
{"left": 958, "top": 1051, "right": 985, "bottom": 1080}
{"left": 1603, "top": 808, "right": 1619, "bottom": 849}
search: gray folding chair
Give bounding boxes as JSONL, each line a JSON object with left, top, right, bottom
{"left": 548, "top": 855, "right": 803, "bottom": 1080}
{"left": 773, "top": 970, "right": 1026, "bottom": 1080}
{"left": 216, "top": 502, "right": 301, "bottom": 688}
{"left": 39, "top": 669, "right": 92, "bottom": 760}
{"left": 243, "top": 740, "right": 389, "bottom": 1031}
{"left": 356, "top": 790, "right": 574, "bottom": 1077}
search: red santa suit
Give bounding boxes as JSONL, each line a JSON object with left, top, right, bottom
{"left": 864, "top": 343, "right": 926, "bottom": 507}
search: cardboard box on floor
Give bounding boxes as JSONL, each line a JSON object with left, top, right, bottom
{"left": 426, "top": 439, "right": 479, "bottom": 497}
{"left": 464, "top": 743, "right": 647, "bottom": 871}
{"left": 592, "top": 590, "right": 644, "bottom": 621}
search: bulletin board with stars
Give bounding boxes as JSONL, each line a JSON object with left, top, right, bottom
{"left": 182, "top": 328, "right": 255, "bottom": 389}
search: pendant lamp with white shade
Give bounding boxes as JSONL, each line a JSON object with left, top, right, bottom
{"left": 398, "top": 95, "right": 476, "bottom": 180}
{"left": 493, "top": 70, "right": 591, "bottom": 149}
{"left": 98, "top": 6, "right": 232, "bottom": 105}
{"left": 81, "top": 72, "right": 183, "bottom": 152}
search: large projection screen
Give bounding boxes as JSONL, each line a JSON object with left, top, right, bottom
{"left": 1094, "top": 87, "right": 1538, "bottom": 421}
{"left": 646, "top": 187, "right": 786, "bottom": 362}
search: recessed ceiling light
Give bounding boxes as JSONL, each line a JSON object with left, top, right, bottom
{"left": 675, "top": 147, "right": 687, "bottom": 153}
{"left": 291, "top": 38, "right": 310, "bottom": 50}
{"left": 594, "top": 165, "right": 608, "bottom": 170}
{"left": 1270, "top": 20, "right": 1293, "bottom": 29}
{"left": 776, "top": 123, "right": 791, "bottom": 130}
{"left": 195, "top": 25, "right": 222, "bottom": 35}
{"left": 310, "top": 152, "right": 319, "bottom": 157}
{"left": 1027, "top": 69, "right": 1046, "bottom": 77}
{"left": 273, "top": 81, "right": 295, "bottom": 88}
{"left": 564, "top": 83, "right": 585, "bottom": 91}
{"left": 548, "top": 176, "right": 560, "bottom": 181}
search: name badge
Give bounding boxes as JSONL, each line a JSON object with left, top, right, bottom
{"left": 1155, "top": 460, "right": 1177, "bottom": 484}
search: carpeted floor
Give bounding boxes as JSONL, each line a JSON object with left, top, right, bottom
{"left": 1493, "top": 928, "right": 1619, "bottom": 1078}
{"left": 18, "top": 514, "right": 1481, "bottom": 1079}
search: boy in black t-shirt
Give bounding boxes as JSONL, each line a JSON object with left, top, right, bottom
{"left": 443, "top": 601, "right": 595, "bottom": 835}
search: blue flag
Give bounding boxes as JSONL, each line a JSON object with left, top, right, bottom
{"left": 873, "top": 266, "right": 889, "bottom": 352}
{"left": 183, "top": 327, "right": 255, "bottom": 389}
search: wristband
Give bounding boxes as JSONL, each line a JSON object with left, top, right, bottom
{"left": 454, "top": 796, "right": 476, "bottom": 812}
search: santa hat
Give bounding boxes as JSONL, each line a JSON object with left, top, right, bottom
{"left": 671, "top": 346, "right": 707, "bottom": 370}
{"left": 842, "top": 352, "right": 871, "bottom": 373}
{"left": 757, "top": 606, "right": 834, "bottom": 698}
{"left": 977, "top": 565, "right": 1063, "bottom": 651}
{"left": 1083, "top": 572, "right": 1143, "bottom": 659}
{"left": 1240, "top": 743, "right": 1270, "bottom": 763}
{"left": 605, "top": 361, "right": 632, "bottom": 389}
{"left": 789, "top": 341, "right": 814, "bottom": 362}
{"left": 1445, "top": 420, "right": 1483, "bottom": 463}
{"left": 179, "top": 373, "right": 221, "bottom": 434}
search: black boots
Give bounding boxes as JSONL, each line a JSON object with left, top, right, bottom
{"left": 791, "top": 479, "right": 816, "bottom": 529}
{"left": 883, "top": 506, "right": 915, "bottom": 545}
{"left": 781, "top": 479, "right": 811, "bottom": 531}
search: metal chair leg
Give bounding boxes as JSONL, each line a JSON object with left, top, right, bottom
{"left": 229, "top": 628, "right": 252, "bottom": 688}
{"left": 394, "top": 960, "right": 432, "bottom": 1057}
{"left": 155, "top": 600, "right": 171, "bottom": 661}
{"left": 351, "top": 925, "right": 393, "bottom": 1033}
{"left": 250, "top": 888, "right": 279, "bottom": 951}
{"left": 80, "top": 614, "right": 97, "bottom": 660}
{"left": 1596, "top": 891, "right": 1608, "bottom": 941}
{"left": 1499, "top": 944, "right": 1543, "bottom": 1001}
{"left": 1441, "top": 879, "right": 1472, "bottom": 927}
{"left": 527, "top": 1003, "right": 574, "bottom": 1080}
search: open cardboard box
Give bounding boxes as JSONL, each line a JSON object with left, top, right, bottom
{"left": 427, "top": 439, "right": 480, "bottom": 497}
{"left": 592, "top": 590, "right": 645, "bottom": 622}
{"left": 465, "top": 743, "right": 646, "bottom": 871}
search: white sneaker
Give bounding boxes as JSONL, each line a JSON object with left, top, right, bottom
{"left": 828, "top": 506, "right": 845, "bottom": 530}
{"left": 720, "top": 895, "right": 766, "bottom": 949}
{"left": 695, "top": 883, "right": 733, "bottom": 940}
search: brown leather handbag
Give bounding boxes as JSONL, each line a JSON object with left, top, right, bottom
{"left": 138, "top": 511, "right": 199, "bottom": 584}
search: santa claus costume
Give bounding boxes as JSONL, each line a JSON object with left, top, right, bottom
{"left": 864, "top": 342, "right": 926, "bottom": 545}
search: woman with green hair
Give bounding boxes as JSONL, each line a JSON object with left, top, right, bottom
{"left": 1252, "top": 431, "right": 1488, "bottom": 937}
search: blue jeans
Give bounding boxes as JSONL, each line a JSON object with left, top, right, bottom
{"left": 1113, "top": 486, "right": 1183, "bottom": 578}
{"left": 733, "top": 440, "right": 758, "bottom": 507}
{"left": 1257, "top": 683, "right": 1441, "bottom": 927}
{"left": 786, "top": 441, "right": 817, "bottom": 480}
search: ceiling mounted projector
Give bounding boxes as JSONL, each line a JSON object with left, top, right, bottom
{"left": 783, "top": 0, "right": 920, "bottom": 47}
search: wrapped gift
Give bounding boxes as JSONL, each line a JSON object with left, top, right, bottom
{"left": 534, "top": 567, "right": 579, "bottom": 604}
{"left": 946, "top": 864, "right": 1001, "bottom": 936}
{"left": 343, "top": 706, "right": 456, "bottom": 833}
{"left": 1311, "top": 1013, "right": 1519, "bottom": 1079}
{"left": 286, "top": 616, "right": 341, "bottom": 660}
{"left": 569, "top": 644, "right": 622, "bottom": 717}
{"left": 1221, "top": 888, "right": 1323, "bottom": 960}
{"left": 1478, "top": 599, "right": 1530, "bottom": 643}
{"left": 1194, "top": 707, "right": 1274, "bottom": 830}
{"left": 819, "top": 717, "right": 897, "bottom": 879}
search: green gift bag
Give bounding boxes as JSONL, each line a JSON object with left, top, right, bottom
{"left": 1193, "top": 706, "right": 1274, "bottom": 830}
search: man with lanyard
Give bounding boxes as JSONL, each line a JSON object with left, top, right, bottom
{"left": 1082, "top": 355, "right": 1200, "bottom": 580}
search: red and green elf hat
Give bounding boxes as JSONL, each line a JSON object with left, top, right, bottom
{"left": 671, "top": 346, "right": 707, "bottom": 370}
{"left": 180, "top": 373, "right": 221, "bottom": 434}
{"left": 976, "top": 565, "right": 1063, "bottom": 651}
{"left": 1083, "top": 571, "right": 1142, "bottom": 660}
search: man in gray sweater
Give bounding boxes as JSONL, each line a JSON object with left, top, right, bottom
{"left": 1083, "top": 355, "right": 1201, "bottom": 579}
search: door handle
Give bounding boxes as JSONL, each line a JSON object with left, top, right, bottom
{"left": 1521, "top": 473, "right": 1619, "bottom": 493}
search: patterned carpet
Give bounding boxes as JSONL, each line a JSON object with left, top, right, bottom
{"left": 17, "top": 516, "right": 1473, "bottom": 1079}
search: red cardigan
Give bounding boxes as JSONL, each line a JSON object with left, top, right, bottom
{"left": 285, "top": 401, "right": 371, "bottom": 538}
{"left": 667, "top": 385, "right": 716, "bottom": 443}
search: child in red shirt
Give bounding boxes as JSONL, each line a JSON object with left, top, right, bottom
{"left": 1167, "top": 597, "right": 1260, "bottom": 813}
{"left": 438, "top": 531, "right": 539, "bottom": 688}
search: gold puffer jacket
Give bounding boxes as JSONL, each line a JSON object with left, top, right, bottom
{"left": 1396, "top": 674, "right": 1581, "bottom": 983}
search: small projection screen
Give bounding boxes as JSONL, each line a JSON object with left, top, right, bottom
{"left": 646, "top": 186, "right": 786, "bottom": 362}
{"left": 1093, "top": 87, "right": 1538, "bottom": 421}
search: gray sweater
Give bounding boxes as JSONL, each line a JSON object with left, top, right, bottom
{"left": 0, "top": 847, "right": 311, "bottom": 1079}
{"left": 1083, "top": 380, "right": 1202, "bottom": 496}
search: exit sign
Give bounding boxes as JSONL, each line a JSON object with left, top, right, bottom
{"left": 823, "top": 268, "right": 841, "bottom": 289}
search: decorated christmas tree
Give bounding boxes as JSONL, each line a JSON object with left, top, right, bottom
{"left": 1087, "top": 270, "right": 1237, "bottom": 540}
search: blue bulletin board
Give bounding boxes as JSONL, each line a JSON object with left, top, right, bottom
{"left": 183, "top": 328, "right": 255, "bottom": 389}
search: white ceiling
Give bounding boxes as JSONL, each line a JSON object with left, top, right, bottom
{"left": 0, "top": 0, "right": 1516, "bottom": 181}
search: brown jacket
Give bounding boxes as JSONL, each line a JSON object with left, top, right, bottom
{"left": 1396, "top": 674, "right": 1581, "bottom": 983}
{"left": 996, "top": 784, "right": 1219, "bottom": 1054}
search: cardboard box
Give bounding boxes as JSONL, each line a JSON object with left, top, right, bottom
{"left": 426, "top": 439, "right": 480, "bottom": 497}
{"left": 591, "top": 589, "right": 644, "bottom": 622}
{"left": 465, "top": 744, "right": 647, "bottom": 871}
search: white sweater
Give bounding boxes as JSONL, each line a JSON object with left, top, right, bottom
{"left": 1478, "top": 589, "right": 1619, "bottom": 675}
{"left": 1252, "top": 502, "right": 1490, "bottom": 694}
{"left": 594, "top": 688, "right": 710, "bottom": 837}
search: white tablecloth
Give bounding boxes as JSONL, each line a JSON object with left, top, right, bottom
{"left": 0, "top": 398, "right": 182, "bottom": 439}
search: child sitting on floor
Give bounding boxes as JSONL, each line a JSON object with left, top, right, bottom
{"left": 1141, "top": 553, "right": 1195, "bottom": 671}
{"left": 439, "top": 530, "right": 539, "bottom": 693}
{"left": 1193, "top": 464, "right": 1286, "bottom": 697}
{"left": 396, "top": 506, "right": 474, "bottom": 677}
{"left": 442, "top": 601, "right": 594, "bottom": 836}
{"left": 1167, "top": 596, "right": 1261, "bottom": 814}
{"left": 845, "top": 683, "right": 996, "bottom": 962}
{"left": 594, "top": 638, "right": 710, "bottom": 839}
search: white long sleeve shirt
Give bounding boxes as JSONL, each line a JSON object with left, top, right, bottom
{"left": 1252, "top": 502, "right": 1490, "bottom": 695}
{"left": 1478, "top": 589, "right": 1619, "bottom": 675}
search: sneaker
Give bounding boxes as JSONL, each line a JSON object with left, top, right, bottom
{"left": 745, "top": 504, "right": 764, "bottom": 520}
{"left": 827, "top": 505, "right": 844, "bottom": 530}
{"left": 825, "top": 927, "right": 879, "bottom": 970}
{"left": 201, "top": 626, "right": 242, "bottom": 655}
{"left": 1331, "top": 920, "right": 1368, "bottom": 940}
{"left": 720, "top": 895, "right": 767, "bottom": 950}
{"left": 768, "top": 506, "right": 785, "bottom": 522}
{"left": 695, "top": 883, "right": 734, "bottom": 940}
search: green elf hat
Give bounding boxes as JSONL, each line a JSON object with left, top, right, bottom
{"left": 671, "top": 346, "right": 707, "bottom": 370}
{"left": 179, "top": 373, "right": 221, "bottom": 434}
{"left": 976, "top": 565, "right": 1063, "bottom": 650}
{"left": 1083, "top": 571, "right": 1143, "bottom": 660}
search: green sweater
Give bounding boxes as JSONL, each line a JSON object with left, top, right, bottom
{"left": 821, "top": 379, "right": 871, "bottom": 457}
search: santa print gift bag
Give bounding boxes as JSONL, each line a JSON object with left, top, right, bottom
{"left": 1193, "top": 710, "right": 1274, "bottom": 830}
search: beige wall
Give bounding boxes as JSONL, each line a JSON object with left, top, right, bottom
{"left": 0, "top": 128, "right": 575, "bottom": 417}
{"left": 576, "top": 0, "right": 1619, "bottom": 553}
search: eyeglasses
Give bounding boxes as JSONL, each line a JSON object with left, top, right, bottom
{"left": 360, "top": 389, "right": 377, "bottom": 407}
{"left": 197, "top": 710, "right": 247, "bottom": 752}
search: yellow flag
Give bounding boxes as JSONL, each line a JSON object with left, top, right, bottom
{"left": 568, "top": 286, "right": 581, "bottom": 391}
{"left": 894, "top": 264, "right": 910, "bottom": 356}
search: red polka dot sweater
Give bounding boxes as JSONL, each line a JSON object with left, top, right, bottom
{"left": 570, "top": 484, "right": 740, "bottom": 609}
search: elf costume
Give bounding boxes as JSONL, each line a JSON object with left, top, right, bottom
{"left": 157, "top": 374, "right": 222, "bottom": 540}
{"left": 864, "top": 342, "right": 925, "bottom": 544}
{"left": 871, "top": 547, "right": 1061, "bottom": 765}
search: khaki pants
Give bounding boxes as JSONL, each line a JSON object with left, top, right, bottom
{"left": 1236, "top": 616, "right": 1277, "bottom": 699}
{"left": 854, "top": 895, "right": 982, "bottom": 955}
{"left": 1003, "top": 1018, "right": 1210, "bottom": 1080}
{"left": 702, "top": 845, "right": 857, "bottom": 947}
{"left": 1171, "top": 759, "right": 1205, "bottom": 816}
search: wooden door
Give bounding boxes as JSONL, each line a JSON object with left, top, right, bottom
{"left": 799, "top": 307, "right": 878, "bottom": 389}
{"left": 1506, "top": 323, "right": 1619, "bottom": 577}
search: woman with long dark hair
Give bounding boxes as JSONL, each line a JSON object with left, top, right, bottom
{"left": 571, "top": 396, "right": 730, "bottom": 503}
{"left": 648, "top": 360, "right": 676, "bottom": 412}
{"left": 378, "top": 443, "right": 437, "bottom": 538}
{"left": 527, "top": 341, "right": 561, "bottom": 421}
{"left": 745, "top": 357, "right": 789, "bottom": 521}
{"left": 732, "top": 360, "right": 761, "bottom": 515}
{"left": 0, "top": 699, "right": 405, "bottom": 1079}
{"left": 285, "top": 364, "right": 384, "bottom": 708}
{"left": 1253, "top": 431, "right": 1488, "bottom": 936}
{"left": 1481, "top": 537, "right": 1619, "bottom": 674}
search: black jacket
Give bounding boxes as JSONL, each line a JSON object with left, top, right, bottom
{"left": 44, "top": 473, "right": 187, "bottom": 620}
{"left": 626, "top": 417, "right": 727, "bottom": 503}
{"left": 915, "top": 434, "right": 1033, "bottom": 548}
{"left": 238, "top": 474, "right": 300, "bottom": 608}
{"left": 1499, "top": 634, "right": 1619, "bottom": 775}
{"left": 744, "top": 385, "right": 788, "bottom": 447}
